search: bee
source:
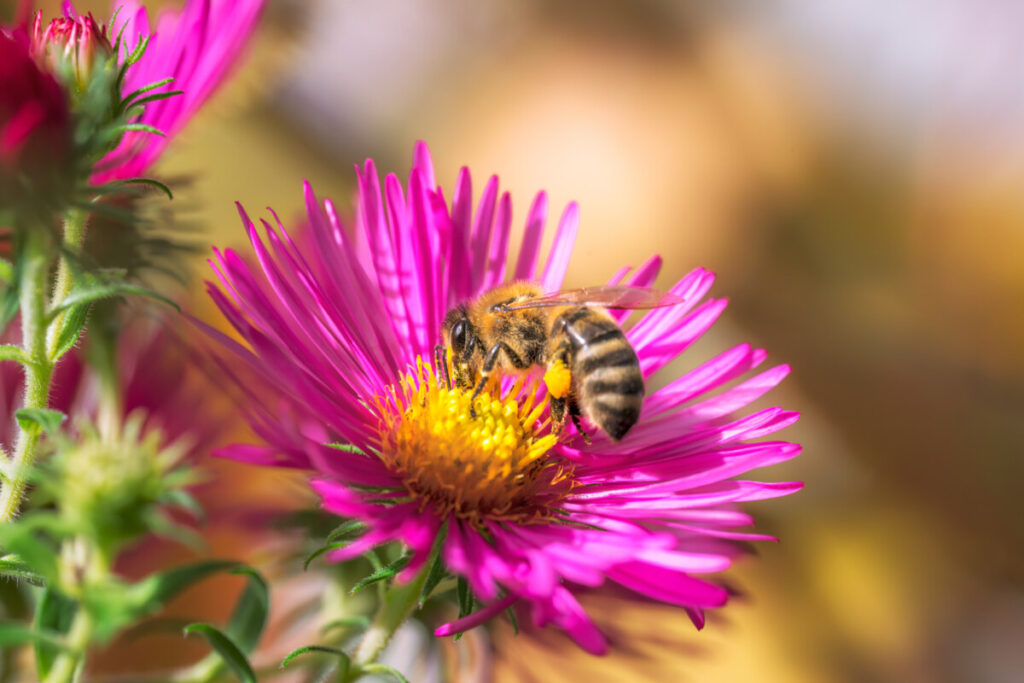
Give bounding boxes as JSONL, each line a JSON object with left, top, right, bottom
{"left": 438, "top": 282, "right": 686, "bottom": 441}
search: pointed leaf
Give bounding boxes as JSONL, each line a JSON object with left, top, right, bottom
{"left": 325, "top": 520, "right": 366, "bottom": 545}
{"left": 303, "top": 541, "right": 349, "bottom": 571}
{"left": 183, "top": 623, "right": 256, "bottom": 683}
{"left": 50, "top": 304, "right": 90, "bottom": 361}
{"left": 280, "top": 644, "right": 350, "bottom": 669}
{"left": 15, "top": 408, "right": 65, "bottom": 435}
{"left": 351, "top": 553, "right": 410, "bottom": 594}
{"left": 48, "top": 281, "right": 178, "bottom": 319}
{"left": 224, "top": 568, "right": 269, "bottom": 654}
{"left": 0, "top": 555, "right": 43, "bottom": 583}
{"left": 128, "top": 561, "right": 241, "bottom": 615}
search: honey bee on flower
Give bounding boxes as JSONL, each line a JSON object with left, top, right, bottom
{"left": 204, "top": 142, "right": 802, "bottom": 654}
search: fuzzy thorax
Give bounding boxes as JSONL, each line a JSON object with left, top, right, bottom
{"left": 374, "top": 359, "right": 573, "bottom": 526}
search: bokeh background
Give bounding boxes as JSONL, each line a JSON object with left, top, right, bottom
{"left": 15, "top": 0, "right": 1024, "bottom": 681}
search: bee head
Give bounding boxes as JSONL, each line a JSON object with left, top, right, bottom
{"left": 441, "top": 305, "right": 471, "bottom": 358}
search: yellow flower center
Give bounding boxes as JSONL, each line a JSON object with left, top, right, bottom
{"left": 373, "top": 359, "right": 573, "bottom": 526}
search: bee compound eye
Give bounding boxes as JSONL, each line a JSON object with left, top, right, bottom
{"left": 451, "top": 320, "right": 467, "bottom": 352}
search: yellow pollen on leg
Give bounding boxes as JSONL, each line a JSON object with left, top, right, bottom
{"left": 374, "top": 358, "right": 571, "bottom": 525}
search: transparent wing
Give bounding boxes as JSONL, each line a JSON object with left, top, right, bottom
{"left": 502, "top": 285, "right": 688, "bottom": 311}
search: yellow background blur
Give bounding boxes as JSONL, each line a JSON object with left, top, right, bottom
{"left": 20, "top": 1, "right": 1024, "bottom": 681}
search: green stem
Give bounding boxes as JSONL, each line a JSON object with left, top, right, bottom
{"left": 0, "top": 210, "right": 87, "bottom": 521}
{"left": 350, "top": 564, "right": 430, "bottom": 673}
{"left": 42, "top": 541, "right": 109, "bottom": 683}
{"left": 0, "top": 230, "right": 52, "bottom": 521}
{"left": 41, "top": 606, "right": 92, "bottom": 683}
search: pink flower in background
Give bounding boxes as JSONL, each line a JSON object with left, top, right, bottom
{"left": 204, "top": 142, "right": 802, "bottom": 653}
{"left": 90, "top": 0, "right": 264, "bottom": 183}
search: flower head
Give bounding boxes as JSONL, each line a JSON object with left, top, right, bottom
{"left": 0, "top": 31, "right": 72, "bottom": 211}
{"left": 30, "top": 8, "right": 112, "bottom": 91}
{"left": 90, "top": 0, "right": 264, "bottom": 183}
{"left": 205, "top": 143, "right": 802, "bottom": 653}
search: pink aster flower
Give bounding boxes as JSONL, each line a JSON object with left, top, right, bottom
{"left": 86, "top": 0, "right": 263, "bottom": 184}
{"left": 203, "top": 142, "right": 802, "bottom": 654}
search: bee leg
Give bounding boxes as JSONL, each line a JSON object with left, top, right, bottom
{"left": 434, "top": 344, "right": 452, "bottom": 389}
{"left": 550, "top": 395, "right": 568, "bottom": 434}
{"left": 469, "top": 342, "right": 527, "bottom": 417}
{"left": 568, "top": 397, "right": 591, "bottom": 445}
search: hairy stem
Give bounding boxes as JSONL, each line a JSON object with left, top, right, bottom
{"left": 351, "top": 564, "right": 429, "bottom": 672}
{"left": 0, "top": 230, "right": 53, "bottom": 521}
{"left": 0, "top": 209, "right": 87, "bottom": 521}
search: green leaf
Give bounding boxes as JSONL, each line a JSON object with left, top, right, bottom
{"left": 33, "top": 588, "right": 76, "bottom": 678}
{"left": 506, "top": 605, "right": 519, "bottom": 635}
{"left": 125, "top": 90, "right": 184, "bottom": 111}
{"left": 419, "top": 556, "right": 448, "bottom": 607}
{"left": 418, "top": 522, "right": 449, "bottom": 607}
{"left": 48, "top": 280, "right": 178, "bottom": 320}
{"left": 303, "top": 541, "right": 349, "bottom": 572}
{"left": 117, "top": 177, "right": 173, "bottom": 200}
{"left": 128, "top": 560, "right": 242, "bottom": 616}
{"left": 121, "top": 77, "right": 175, "bottom": 106}
{"left": 0, "top": 621, "right": 69, "bottom": 651}
{"left": 320, "top": 616, "right": 370, "bottom": 636}
{"left": 362, "top": 662, "right": 411, "bottom": 683}
{"left": 224, "top": 568, "right": 269, "bottom": 654}
{"left": 0, "top": 344, "right": 26, "bottom": 363}
{"left": 455, "top": 577, "right": 475, "bottom": 642}
{"left": 0, "top": 555, "right": 44, "bottom": 583}
{"left": 183, "top": 623, "right": 256, "bottom": 683}
{"left": 14, "top": 409, "right": 65, "bottom": 436}
{"left": 50, "top": 303, "right": 90, "bottom": 362}
{"left": 280, "top": 644, "right": 350, "bottom": 669}
{"left": 351, "top": 553, "right": 410, "bottom": 594}
{"left": 113, "top": 122, "right": 166, "bottom": 137}
{"left": 325, "top": 520, "right": 366, "bottom": 545}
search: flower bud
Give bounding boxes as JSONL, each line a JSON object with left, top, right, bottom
{"left": 30, "top": 9, "right": 113, "bottom": 93}
{"left": 0, "top": 33, "right": 73, "bottom": 214}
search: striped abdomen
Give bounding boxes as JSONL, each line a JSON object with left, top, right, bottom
{"left": 558, "top": 307, "right": 643, "bottom": 441}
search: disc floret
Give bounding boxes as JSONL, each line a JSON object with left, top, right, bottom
{"left": 375, "top": 359, "right": 573, "bottom": 527}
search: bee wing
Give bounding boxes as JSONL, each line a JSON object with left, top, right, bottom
{"left": 503, "top": 285, "right": 688, "bottom": 310}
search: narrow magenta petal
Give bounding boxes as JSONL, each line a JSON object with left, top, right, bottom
{"left": 541, "top": 201, "right": 580, "bottom": 292}
{"left": 513, "top": 191, "right": 548, "bottom": 280}
{"left": 435, "top": 594, "right": 519, "bottom": 637}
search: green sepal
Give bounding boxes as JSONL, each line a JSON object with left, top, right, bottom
{"left": 116, "top": 177, "right": 173, "bottom": 200}
{"left": 182, "top": 623, "right": 257, "bottom": 683}
{"left": 280, "top": 644, "right": 350, "bottom": 669}
{"left": 351, "top": 553, "right": 410, "bottom": 594}
{"left": 506, "top": 605, "right": 519, "bottom": 634}
{"left": 33, "top": 588, "right": 76, "bottom": 679}
{"left": 303, "top": 541, "right": 349, "bottom": 572}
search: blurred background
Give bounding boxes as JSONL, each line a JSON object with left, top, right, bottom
{"left": 18, "top": 0, "right": 1024, "bottom": 680}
